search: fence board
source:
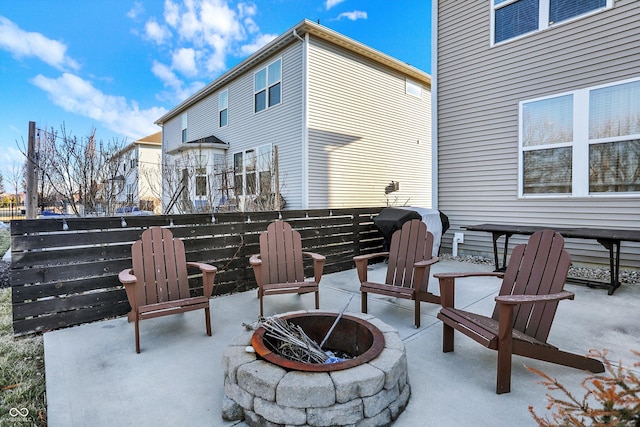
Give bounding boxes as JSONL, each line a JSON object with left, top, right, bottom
{"left": 11, "top": 208, "right": 385, "bottom": 335}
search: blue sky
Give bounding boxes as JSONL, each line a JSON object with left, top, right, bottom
{"left": 0, "top": 0, "right": 432, "bottom": 181}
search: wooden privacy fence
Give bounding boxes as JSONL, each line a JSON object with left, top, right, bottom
{"left": 10, "top": 208, "right": 384, "bottom": 335}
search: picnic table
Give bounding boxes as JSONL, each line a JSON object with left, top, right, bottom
{"left": 465, "top": 224, "right": 640, "bottom": 295}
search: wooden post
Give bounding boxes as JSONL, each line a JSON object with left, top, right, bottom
{"left": 25, "top": 121, "right": 38, "bottom": 219}
{"left": 274, "top": 145, "right": 280, "bottom": 211}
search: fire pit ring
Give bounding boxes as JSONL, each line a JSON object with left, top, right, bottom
{"left": 251, "top": 311, "right": 386, "bottom": 372}
{"left": 222, "top": 311, "right": 410, "bottom": 427}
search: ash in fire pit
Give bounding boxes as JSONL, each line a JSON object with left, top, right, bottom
{"left": 222, "top": 311, "right": 410, "bottom": 427}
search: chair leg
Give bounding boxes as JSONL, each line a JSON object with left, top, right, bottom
{"left": 414, "top": 298, "right": 420, "bottom": 328}
{"left": 496, "top": 347, "right": 512, "bottom": 394}
{"left": 361, "top": 291, "right": 368, "bottom": 313}
{"left": 496, "top": 304, "right": 514, "bottom": 394}
{"left": 205, "top": 306, "right": 212, "bottom": 336}
{"left": 134, "top": 316, "right": 141, "bottom": 354}
{"left": 442, "top": 323, "right": 454, "bottom": 353}
{"left": 314, "top": 290, "right": 319, "bottom": 310}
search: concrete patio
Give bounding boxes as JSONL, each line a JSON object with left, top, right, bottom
{"left": 44, "top": 259, "right": 640, "bottom": 426}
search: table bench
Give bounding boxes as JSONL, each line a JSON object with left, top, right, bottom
{"left": 465, "top": 224, "right": 640, "bottom": 295}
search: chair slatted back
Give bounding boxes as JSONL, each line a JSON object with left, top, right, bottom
{"left": 259, "top": 221, "right": 306, "bottom": 285}
{"left": 385, "top": 219, "right": 434, "bottom": 291}
{"left": 131, "top": 227, "right": 191, "bottom": 305}
{"left": 492, "top": 229, "right": 571, "bottom": 342}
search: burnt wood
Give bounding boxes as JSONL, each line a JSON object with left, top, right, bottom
{"left": 354, "top": 219, "right": 440, "bottom": 328}
{"left": 434, "top": 229, "right": 605, "bottom": 394}
{"left": 250, "top": 221, "right": 325, "bottom": 317}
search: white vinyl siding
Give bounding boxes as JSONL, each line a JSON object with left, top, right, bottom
{"left": 307, "top": 37, "right": 432, "bottom": 209}
{"left": 436, "top": 0, "right": 640, "bottom": 268}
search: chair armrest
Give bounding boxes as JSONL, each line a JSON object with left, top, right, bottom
{"left": 414, "top": 256, "right": 439, "bottom": 268}
{"left": 353, "top": 252, "right": 390, "bottom": 263}
{"left": 436, "top": 271, "right": 503, "bottom": 309}
{"left": 303, "top": 251, "right": 326, "bottom": 284}
{"left": 119, "top": 268, "right": 138, "bottom": 311}
{"left": 353, "top": 252, "right": 390, "bottom": 283}
{"left": 187, "top": 262, "right": 218, "bottom": 298}
{"left": 249, "top": 254, "right": 262, "bottom": 266}
{"left": 186, "top": 262, "right": 217, "bottom": 274}
{"left": 495, "top": 290, "right": 574, "bottom": 305}
{"left": 118, "top": 268, "right": 137, "bottom": 286}
{"left": 433, "top": 271, "right": 503, "bottom": 280}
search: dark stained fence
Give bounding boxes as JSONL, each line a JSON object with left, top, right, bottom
{"left": 10, "top": 208, "right": 384, "bottom": 335}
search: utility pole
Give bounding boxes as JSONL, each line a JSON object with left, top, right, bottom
{"left": 25, "top": 121, "right": 38, "bottom": 219}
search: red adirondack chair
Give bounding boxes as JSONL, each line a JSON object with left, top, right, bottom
{"left": 354, "top": 219, "right": 440, "bottom": 328}
{"left": 250, "top": 221, "right": 325, "bottom": 317}
{"left": 118, "top": 227, "right": 217, "bottom": 353}
{"left": 434, "top": 229, "right": 605, "bottom": 393}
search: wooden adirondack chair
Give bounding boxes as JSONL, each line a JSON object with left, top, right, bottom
{"left": 118, "top": 227, "right": 217, "bottom": 353}
{"left": 354, "top": 219, "right": 440, "bottom": 328}
{"left": 434, "top": 229, "right": 605, "bottom": 394}
{"left": 250, "top": 221, "right": 326, "bottom": 317}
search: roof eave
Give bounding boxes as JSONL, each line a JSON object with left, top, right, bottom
{"left": 156, "top": 19, "right": 431, "bottom": 125}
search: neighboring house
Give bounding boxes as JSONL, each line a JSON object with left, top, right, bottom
{"left": 113, "top": 132, "right": 162, "bottom": 214}
{"left": 433, "top": 0, "right": 640, "bottom": 268}
{"left": 156, "top": 19, "right": 433, "bottom": 213}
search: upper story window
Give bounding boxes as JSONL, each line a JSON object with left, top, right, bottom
{"left": 492, "top": 0, "right": 610, "bottom": 44}
{"left": 254, "top": 58, "right": 282, "bottom": 113}
{"left": 519, "top": 77, "right": 640, "bottom": 197}
{"left": 219, "top": 89, "right": 228, "bottom": 127}
{"left": 405, "top": 79, "right": 422, "bottom": 98}
{"left": 181, "top": 113, "right": 188, "bottom": 142}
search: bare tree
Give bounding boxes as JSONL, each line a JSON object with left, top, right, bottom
{"left": 26, "top": 124, "right": 129, "bottom": 216}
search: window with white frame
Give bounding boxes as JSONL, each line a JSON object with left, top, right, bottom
{"left": 181, "top": 113, "right": 188, "bottom": 142}
{"left": 520, "top": 77, "right": 640, "bottom": 196}
{"left": 492, "top": 0, "right": 610, "bottom": 44}
{"left": 406, "top": 79, "right": 422, "bottom": 98}
{"left": 195, "top": 167, "right": 207, "bottom": 197}
{"left": 233, "top": 145, "right": 274, "bottom": 197}
{"left": 254, "top": 58, "right": 282, "bottom": 113}
{"left": 219, "top": 89, "right": 228, "bottom": 127}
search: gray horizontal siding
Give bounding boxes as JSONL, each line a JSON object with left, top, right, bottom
{"left": 163, "top": 41, "right": 305, "bottom": 209}
{"left": 436, "top": 0, "right": 640, "bottom": 268}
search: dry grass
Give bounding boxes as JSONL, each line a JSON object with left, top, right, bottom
{"left": 0, "top": 227, "right": 47, "bottom": 426}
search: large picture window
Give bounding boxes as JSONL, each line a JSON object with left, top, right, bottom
{"left": 233, "top": 145, "right": 273, "bottom": 197}
{"left": 254, "top": 58, "right": 282, "bottom": 113}
{"left": 520, "top": 78, "right": 640, "bottom": 197}
{"left": 492, "top": 0, "right": 609, "bottom": 44}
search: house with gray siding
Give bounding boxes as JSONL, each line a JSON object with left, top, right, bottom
{"left": 433, "top": 0, "right": 640, "bottom": 269}
{"left": 156, "top": 19, "right": 432, "bottom": 213}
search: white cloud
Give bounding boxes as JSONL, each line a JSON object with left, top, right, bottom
{"left": 171, "top": 48, "right": 198, "bottom": 76}
{"left": 336, "top": 10, "right": 368, "bottom": 21}
{"left": 126, "top": 1, "right": 144, "bottom": 19}
{"left": 138, "top": 0, "right": 276, "bottom": 101}
{"left": 144, "top": 18, "right": 171, "bottom": 45}
{"left": 152, "top": 61, "right": 205, "bottom": 102}
{"left": 0, "top": 16, "right": 79, "bottom": 71}
{"left": 239, "top": 33, "right": 278, "bottom": 56}
{"left": 325, "top": 0, "right": 345, "bottom": 10}
{"left": 31, "top": 73, "right": 166, "bottom": 139}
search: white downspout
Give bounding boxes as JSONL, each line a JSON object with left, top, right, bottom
{"left": 452, "top": 232, "right": 464, "bottom": 257}
{"left": 431, "top": 0, "right": 439, "bottom": 210}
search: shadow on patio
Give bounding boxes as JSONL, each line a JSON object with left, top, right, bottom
{"left": 44, "top": 259, "right": 640, "bottom": 426}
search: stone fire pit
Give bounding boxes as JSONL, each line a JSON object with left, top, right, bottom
{"left": 222, "top": 311, "right": 410, "bottom": 427}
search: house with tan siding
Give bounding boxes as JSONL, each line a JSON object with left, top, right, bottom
{"left": 112, "top": 132, "right": 162, "bottom": 214}
{"left": 433, "top": 0, "right": 640, "bottom": 269}
{"left": 156, "top": 19, "right": 432, "bottom": 213}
